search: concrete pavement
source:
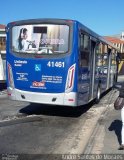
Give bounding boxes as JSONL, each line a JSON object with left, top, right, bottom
{"left": 101, "top": 108, "right": 122, "bottom": 153}
{"left": 90, "top": 105, "right": 124, "bottom": 154}
{"left": 89, "top": 76, "right": 124, "bottom": 154}
{"left": 101, "top": 76, "right": 124, "bottom": 154}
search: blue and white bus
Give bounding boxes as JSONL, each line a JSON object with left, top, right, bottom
{"left": 6, "top": 19, "right": 119, "bottom": 106}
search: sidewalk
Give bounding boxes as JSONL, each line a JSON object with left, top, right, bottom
{"left": 90, "top": 105, "right": 124, "bottom": 154}
{"left": 101, "top": 107, "right": 123, "bottom": 154}
{"left": 101, "top": 76, "right": 124, "bottom": 154}
{"left": 90, "top": 76, "right": 124, "bottom": 154}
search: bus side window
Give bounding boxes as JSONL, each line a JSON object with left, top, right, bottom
{"left": 79, "top": 33, "right": 90, "bottom": 67}
{"left": 96, "top": 43, "right": 102, "bottom": 66}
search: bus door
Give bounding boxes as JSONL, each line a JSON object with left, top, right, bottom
{"left": 88, "top": 37, "right": 97, "bottom": 101}
{"left": 107, "top": 47, "right": 112, "bottom": 89}
{"left": 78, "top": 32, "right": 90, "bottom": 104}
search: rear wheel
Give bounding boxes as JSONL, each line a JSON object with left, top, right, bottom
{"left": 114, "top": 73, "right": 118, "bottom": 84}
{"left": 96, "top": 84, "right": 101, "bottom": 103}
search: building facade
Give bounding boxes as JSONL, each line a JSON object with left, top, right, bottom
{"left": 104, "top": 32, "right": 124, "bottom": 75}
{"left": 104, "top": 32, "right": 124, "bottom": 53}
{"left": 0, "top": 24, "right": 6, "bottom": 52}
{"left": 0, "top": 24, "right": 6, "bottom": 83}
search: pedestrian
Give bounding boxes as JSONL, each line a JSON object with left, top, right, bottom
{"left": 118, "top": 83, "right": 124, "bottom": 150}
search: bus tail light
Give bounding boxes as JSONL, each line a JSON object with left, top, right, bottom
{"left": 7, "top": 92, "right": 11, "bottom": 96}
{"left": 68, "top": 99, "right": 74, "bottom": 102}
{"left": 65, "top": 64, "right": 75, "bottom": 93}
{"left": 7, "top": 63, "right": 14, "bottom": 88}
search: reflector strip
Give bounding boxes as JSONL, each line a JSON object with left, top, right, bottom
{"left": 65, "top": 64, "right": 75, "bottom": 92}
{"left": 69, "top": 67, "right": 74, "bottom": 88}
{"left": 68, "top": 99, "right": 74, "bottom": 101}
{"left": 7, "top": 63, "right": 14, "bottom": 88}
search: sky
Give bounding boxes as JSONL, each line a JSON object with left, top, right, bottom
{"left": 1, "top": 0, "right": 124, "bottom": 36}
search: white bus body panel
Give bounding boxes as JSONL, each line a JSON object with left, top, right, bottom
{"left": 7, "top": 87, "right": 77, "bottom": 106}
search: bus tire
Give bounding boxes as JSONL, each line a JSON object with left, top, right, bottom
{"left": 96, "top": 84, "right": 101, "bottom": 103}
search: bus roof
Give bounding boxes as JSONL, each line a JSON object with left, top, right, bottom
{"left": 8, "top": 18, "right": 120, "bottom": 52}
{"left": 77, "top": 21, "right": 120, "bottom": 51}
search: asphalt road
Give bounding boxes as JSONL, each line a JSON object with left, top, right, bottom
{"left": 0, "top": 88, "right": 117, "bottom": 157}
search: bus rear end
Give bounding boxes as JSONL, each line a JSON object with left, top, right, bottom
{"left": 6, "top": 19, "right": 78, "bottom": 106}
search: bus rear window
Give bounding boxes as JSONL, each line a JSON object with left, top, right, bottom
{"left": 12, "top": 24, "right": 69, "bottom": 55}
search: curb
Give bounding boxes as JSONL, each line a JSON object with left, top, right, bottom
{"left": 70, "top": 106, "right": 107, "bottom": 154}
{"left": 83, "top": 104, "right": 112, "bottom": 154}
{"left": 82, "top": 90, "right": 117, "bottom": 154}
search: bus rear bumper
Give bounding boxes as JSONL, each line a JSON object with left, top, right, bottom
{"left": 7, "top": 88, "right": 78, "bottom": 107}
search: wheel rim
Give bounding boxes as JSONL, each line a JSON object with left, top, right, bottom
{"left": 97, "top": 87, "right": 100, "bottom": 100}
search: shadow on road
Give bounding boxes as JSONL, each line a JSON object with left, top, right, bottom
{"left": 108, "top": 119, "right": 122, "bottom": 145}
{"left": 19, "top": 101, "right": 95, "bottom": 118}
{"left": 0, "top": 83, "right": 7, "bottom": 91}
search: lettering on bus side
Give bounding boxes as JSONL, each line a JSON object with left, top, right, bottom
{"left": 14, "top": 60, "right": 27, "bottom": 67}
{"left": 81, "top": 74, "right": 88, "bottom": 80}
{"left": 47, "top": 61, "right": 65, "bottom": 68}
